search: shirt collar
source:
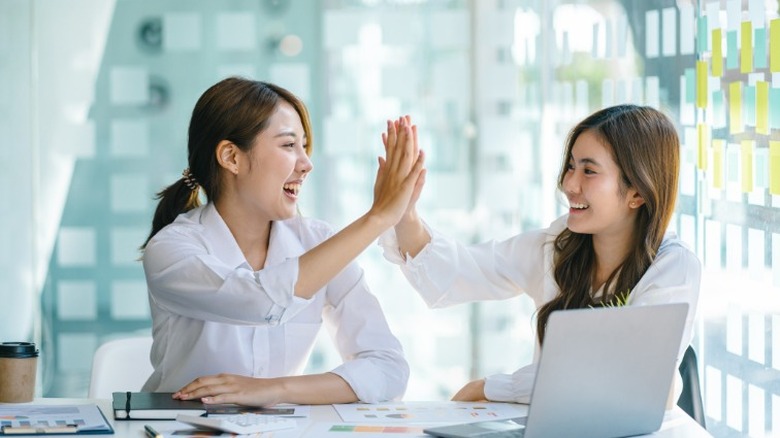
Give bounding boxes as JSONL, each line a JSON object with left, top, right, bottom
{"left": 200, "top": 203, "right": 307, "bottom": 270}
{"left": 200, "top": 203, "right": 248, "bottom": 269}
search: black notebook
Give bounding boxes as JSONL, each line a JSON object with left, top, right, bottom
{"left": 112, "top": 392, "right": 206, "bottom": 420}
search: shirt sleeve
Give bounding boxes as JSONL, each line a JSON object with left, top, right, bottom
{"left": 143, "top": 226, "right": 307, "bottom": 325}
{"left": 483, "top": 363, "right": 537, "bottom": 404}
{"left": 321, "top": 261, "right": 409, "bottom": 403}
{"left": 378, "top": 222, "right": 549, "bottom": 308}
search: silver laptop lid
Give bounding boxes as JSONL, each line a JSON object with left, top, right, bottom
{"left": 524, "top": 302, "right": 689, "bottom": 438}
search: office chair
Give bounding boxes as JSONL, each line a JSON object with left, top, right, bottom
{"left": 677, "top": 345, "right": 706, "bottom": 429}
{"left": 88, "top": 336, "right": 154, "bottom": 399}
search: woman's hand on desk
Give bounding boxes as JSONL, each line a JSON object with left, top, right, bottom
{"left": 173, "top": 372, "right": 359, "bottom": 406}
{"left": 451, "top": 378, "right": 488, "bottom": 402}
{"left": 173, "top": 373, "right": 283, "bottom": 407}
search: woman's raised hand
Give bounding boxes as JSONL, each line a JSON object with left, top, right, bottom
{"left": 370, "top": 115, "right": 426, "bottom": 228}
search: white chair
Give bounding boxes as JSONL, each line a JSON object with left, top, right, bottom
{"left": 88, "top": 336, "right": 154, "bottom": 399}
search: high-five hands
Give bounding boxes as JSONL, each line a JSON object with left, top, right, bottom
{"left": 370, "top": 116, "right": 426, "bottom": 228}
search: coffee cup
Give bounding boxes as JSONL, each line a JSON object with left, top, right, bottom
{"left": 0, "top": 342, "right": 39, "bottom": 403}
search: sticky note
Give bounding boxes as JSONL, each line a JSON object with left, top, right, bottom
{"left": 755, "top": 28, "right": 767, "bottom": 69}
{"left": 770, "top": 141, "right": 780, "bottom": 195}
{"left": 713, "top": 140, "right": 725, "bottom": 189}
{"left": 712, "top": 29, "right": 723, "bottom": 76}
{"left": 730, "top": 81, "right": 743, "bottom": 134}
{"left": 680, "top": 3, "right": 695, "bottom": 55}
{"left": 697, "top": 60, "right": 708, "bottom": 108}
{"left": 742, "top": 22, "right": 753, "bottom": 73}
{"left": 757, "top": 81, "right": 769, "bottom": 134}
{"left": 662, "top": 8, "right": 677, "bottom": 57}
{"left": 698, "top": 123, "right": 709, "bottom": 170}
{"left": 772, "top": 19, "right": 780, "bottom": 72}
{"left": 697, "top": 16, "right": 709, "bottom": 53}
{"left": 685, "top": 68, "right": 695, "bottom": 103}
{"left": 771, "top": 87, "right": 780, "bottom": 129}
{"left": 727, "top": 30, "right": 738, "bottom": 70}
{"left": 755, "top": 148, "right": 768, "bottom": 188}
{"left": 742, "top": 140, "right": 754, "bottom": 193}
{"left": 646, "top": 10, "right": 659, "bottom": 58}
{"left": 727, "top": 143, "right": 740, "bottom": 184}
{"left": 744, "top": 85, "right": 756, "bottom": 126}
{"left": 713, "top": 90, "right": 726, "bottom": 128}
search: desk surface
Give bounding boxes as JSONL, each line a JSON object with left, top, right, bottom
{"left": 27, "top": 398, "right": 711, "bottom": 437}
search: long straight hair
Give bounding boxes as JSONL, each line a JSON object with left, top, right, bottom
{"left": 142, "top": 77, "right": 313, "bottom": 248}
{"left": 535, "top": 105, "right": 680, "bottom": 344}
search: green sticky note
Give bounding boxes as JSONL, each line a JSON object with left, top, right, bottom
{"left": 698, "top": 16, "right": 709, "bottom": 53}
{"left": 727, "top": 30, "right": 738, "bottom": 70}
{"left": 685, "top": 68, "right": 695, "bottom": 104}
{"left": 770, "top": 87, "right": 780, "bottom": 129}
{"left": 741, "top": 22, "right": 753, "bottom": 73}
{"left": 756, "top": 81, "right": 769, "bottom": 134}
{"left": 712, "top": 29, "right": 723, "bottom": 76}
{"left": 713, "top": 90, "right": 725, "bottom": 128}
{"left": 754, "top": 28, "right": 767, "bottom": 69}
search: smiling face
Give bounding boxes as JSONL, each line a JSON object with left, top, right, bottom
{"left": 233, "top": 100, "right": 313, "bottom": 222}
{"left": 562, "top": 130, "right": 640, "bottom": 241}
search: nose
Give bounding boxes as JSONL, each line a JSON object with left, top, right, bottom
{"left": 562, "top": 168, "right": 580, "bottom": 194}
{"left": 299, "top": 151, "right": 313, "bottom": 174}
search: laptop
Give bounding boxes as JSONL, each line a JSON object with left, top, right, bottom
{"left": 424, "top": 302, "right": 689, "bottom": 438}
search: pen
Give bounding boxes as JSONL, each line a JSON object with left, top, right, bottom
{"left": 144, "top": 424, "right": 163, "bottom": 438}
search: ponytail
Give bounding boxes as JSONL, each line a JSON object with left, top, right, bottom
{"left": 141, "top": 179, "right": 200, "bottom": 249}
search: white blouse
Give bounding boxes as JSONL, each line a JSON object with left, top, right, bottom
{"left": 379, "top": 215, "right": 700, "bottom": 404}
{"left": 142, "top": 203, "right": 409, "bottom": 403}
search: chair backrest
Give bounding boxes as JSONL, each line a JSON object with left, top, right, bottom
{"left": 88, "top": 336, "right": 154, "bottom": 399}
{"left": 677, "top": 345, "right": 706, "bottom": 429}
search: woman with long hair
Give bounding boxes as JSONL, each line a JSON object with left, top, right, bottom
{"left": 141, "top": 77, "right": 424, "bottom": 406}
{"left": 381, "top": 105, "right": 700, "bottom": 405}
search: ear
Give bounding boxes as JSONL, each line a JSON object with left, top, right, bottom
{"left": 627, "top": 190, "right": 645, "bottom": 209}
{"left": 215, "top": 140, "right": 241, "bottom": 175}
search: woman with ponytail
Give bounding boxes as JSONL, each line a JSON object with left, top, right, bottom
{"left": 141, "top": 77, "right": 424, "bottom": 406}
{"left": 381, "top": 106, "right": 700, "bottom": 406}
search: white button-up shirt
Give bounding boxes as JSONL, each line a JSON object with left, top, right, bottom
{"left": 142, "top": 203, "right": 409, "bottom": 403}
{"left": 379, "top": 215, "right": 700, "bottom": 404}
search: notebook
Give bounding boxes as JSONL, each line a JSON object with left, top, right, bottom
{"left": 111, "top": 392, "right": 296, "bottom": 420}
{"left": 424, "top": 303, "right": 689, "bottom": 438}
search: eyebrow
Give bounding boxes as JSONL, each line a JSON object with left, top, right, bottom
{"left": 570, "top": 157, "right": 602, "bottom": 167}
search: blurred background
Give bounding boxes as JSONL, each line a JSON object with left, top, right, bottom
{"left": 1, "top": 0, "right": 779, "bottom": 436}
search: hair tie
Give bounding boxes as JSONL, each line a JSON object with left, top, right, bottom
{"left": 182, "top": 168, "right": 199, "bottom": 191}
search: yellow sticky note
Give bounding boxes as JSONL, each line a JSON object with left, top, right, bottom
{"left": 771, "top": 19, "right": 780, "bottom": 73}
{"left": 741, "top": 140, "right": 754, "bottom": 193}
{"left": 729, "top": 82, "right": 743, "bottom": 134}
{"left": 696, "top": 61, "right": 708, "bottom": 108}
{"left": 757, "top": 81, "right": 769, "bottom": 134}
{"left": 770, "top": 141, "right": 780, "bottom": 195}
{"left": 741, "top": 21, "right": 753, "bottom": 73}
{"left": 697, "top": 123, "right": 708, "bottom": 170}
{"left": 712, "top": 29, "right": 723, "bottom": 77}
{"left": 713, "top": 140, "right": 724, "bottom": 189}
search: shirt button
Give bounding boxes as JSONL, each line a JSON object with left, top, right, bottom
{"left": 266, "top": 315, "right": 280, "bottom": 326}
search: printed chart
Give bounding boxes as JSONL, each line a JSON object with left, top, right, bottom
{"left": 333, "top": 401, "right": 526, "bottom": 424}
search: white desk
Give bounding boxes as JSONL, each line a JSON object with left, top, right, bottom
{"left": 30, "top": 398, "right": 712, "bottom": 437}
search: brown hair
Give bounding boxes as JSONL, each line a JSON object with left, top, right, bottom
{"left": 535, "top": 104, "right": 680, "bottom": 344}
{"left": 142, "top": 77, "right": 313, "bottom": 248}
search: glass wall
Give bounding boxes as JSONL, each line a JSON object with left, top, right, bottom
{"left": 2, "top": 0, "right": 780, "bottom": 436}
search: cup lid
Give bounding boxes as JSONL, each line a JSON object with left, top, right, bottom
{"left": 0, "top": 342, "right": 39, "bottom": 358}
